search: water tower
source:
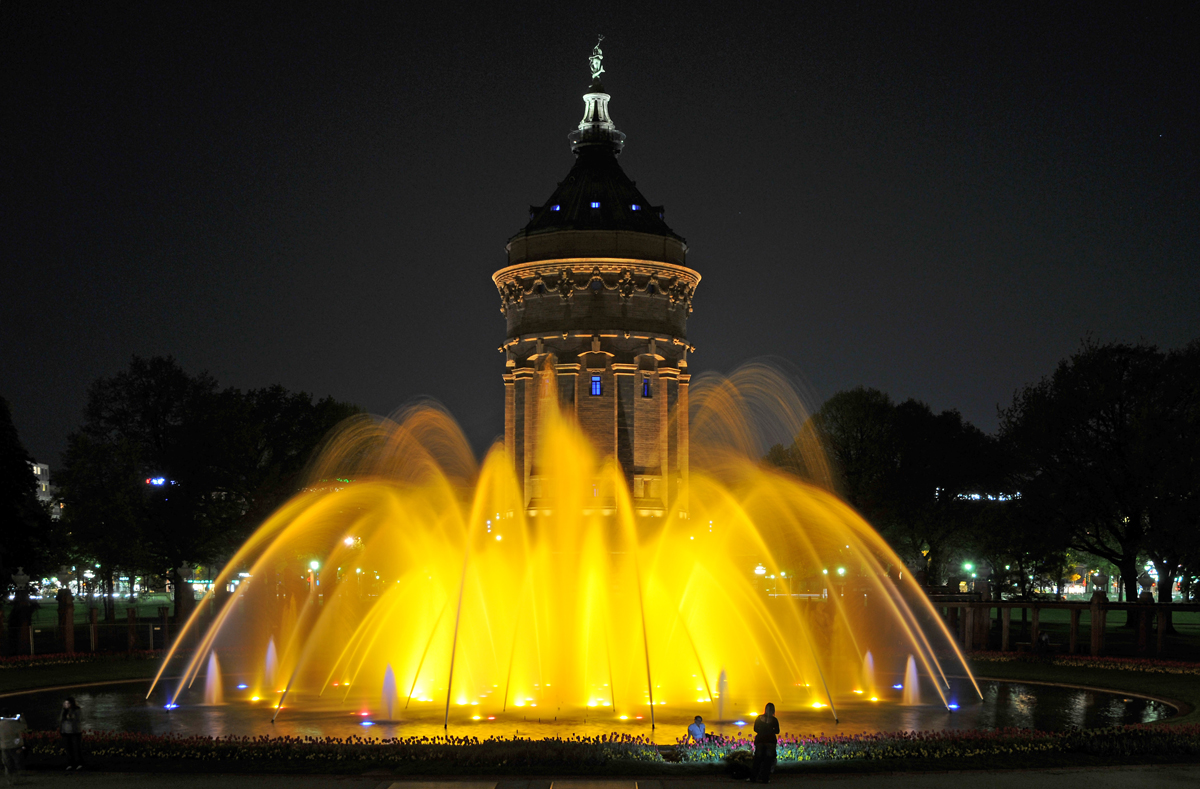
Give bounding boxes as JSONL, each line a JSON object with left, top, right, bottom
{"left": 494, "top": 40, "right": 700, "bottom": 515}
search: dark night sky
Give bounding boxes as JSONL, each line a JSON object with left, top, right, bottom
{"left": 3, "top": 2, "right": 1197, "bottom": 465}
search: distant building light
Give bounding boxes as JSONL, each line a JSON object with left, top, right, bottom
{"left": 955, "top": 491, "right": 1020, "bottom": 502}
{"left": 590, "top": 376, "right": 602, "bottom": 396}
{"left": 631, "top": 204, "right": 641, "bottom": 211}
{"left": 590, "top": 201, "right": 600, "bottom": 208}
{"left": 551, "top": 204, "right": 561, "bottom": 211}
{"left": 146, "top": 477, "right": 166, "bottom": 486}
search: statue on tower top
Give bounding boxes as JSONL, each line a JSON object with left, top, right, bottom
{"left": 589, "top": 35, "right": 605, "bottom": 81}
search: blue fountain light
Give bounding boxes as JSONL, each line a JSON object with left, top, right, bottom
{"left": 236, "top": 684, "right": 248, "bottom": 690}
{"left": 163, "top": 703, "right": 179, "bottom": 710}
{"left": 948, "top": 703, "right": 959, "bottom": 710}
{"left": 892, "top": 684, "right": 903, "bottom": 690}
{"left": 734, "top": 720, "right": 746, "bottom": 726}
{"left": 360, "top": 721, "right": 375, "bottom": 727}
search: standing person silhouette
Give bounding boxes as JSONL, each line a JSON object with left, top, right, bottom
{"left": 59, "top": 698, "right": 83, "bottom": 770}
{"left": 749, "top": 702, "right": 779, "bottom": 783}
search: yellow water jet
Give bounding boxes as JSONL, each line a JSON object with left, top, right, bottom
{"left": 151, "top": 368, "right": 978, "bottom": 723}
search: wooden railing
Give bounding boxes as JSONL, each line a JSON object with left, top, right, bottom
{"left": 933, "top": 595, "right": 1200, "bottom": 657}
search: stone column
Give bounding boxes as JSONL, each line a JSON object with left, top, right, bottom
{"left": 517, "top": 367, "right": 536, "bottom": 505}
{"left": 11, "top": 568, "right": 32, "bottom": 654}
{"left": 63, "top": 600, "right": 76, "bottom": 654}
{"left": 1069, "top": 608, "right": 1080, "bottom": 654}
{"left": 1136, "top": 590, "right": 1154, "bottom": 655}
{"left": 127, "top": 607, "right": 138, "bottom": 651}
{"left": 158, "top": 606, "right": 171, "bottom": 649}
{"left": 1156, "top": 605, "right": 1166, "bottom": 655}
{"left": 613, "top": 363, "right": 637, "bottom": 493}
{"left": 503, "top": 370, "right": 515, "bottom": 461}
{"left": 975, "top": 582, "right": 991, "bottom": 647}
{"left": 677, "top": 372, "right": 690, "bottom": 513}
{"left": 1089, "top": 591, "right": 1108, "bottom": 656}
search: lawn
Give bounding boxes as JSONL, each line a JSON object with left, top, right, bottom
{"left": 0, "top": 652, "right": 176, "bottom": 696}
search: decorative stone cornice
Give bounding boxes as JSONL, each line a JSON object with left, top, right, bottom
{"left": 492, "top": 258, "right": 701, "bottom": 317}
{"left": 498, "top": 331, "right": 694, "bottom": 354}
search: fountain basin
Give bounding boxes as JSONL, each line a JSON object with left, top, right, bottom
{"left": 7, "top": 677, "right": 1172, "bottom": 743}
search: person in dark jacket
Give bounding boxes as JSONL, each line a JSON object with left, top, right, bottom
{"left": 59, "top": 698, "right": 83, "bottom": 770}
{"left": 749, "top": 702, "right": 779, "bottom": 783}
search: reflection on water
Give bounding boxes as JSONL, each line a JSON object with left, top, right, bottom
{"left": 10, "top": 678, "right": 1170, "bottom": 744}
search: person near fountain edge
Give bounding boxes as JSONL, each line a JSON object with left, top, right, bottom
{"left": 59, "top": 697, "right": 83, "bottom": 770}
{"left": 749, "top": 702, "right": 780, "bottom": 783}
{"left": 0, "top": 709, "right": 28, "bottom": 778}
{"left": 688, "top": 715, "right": 706, "bottom": 741}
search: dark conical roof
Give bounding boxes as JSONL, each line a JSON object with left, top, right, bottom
{"left": 512, "top": 147, "right": 683, "bottom": 243}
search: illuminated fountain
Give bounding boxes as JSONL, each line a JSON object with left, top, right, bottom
{"left": 203, "top": 652, "right": 223, "bottom": 706}
{"left": 46, "top": 49, "right": 1174, "bottom": 740}
{"left": 150, "top": 366, "right": 980, "bottom": 730}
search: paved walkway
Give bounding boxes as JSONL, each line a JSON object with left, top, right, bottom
{"left": 4, "top": 766, "right": 1200, "bottom": 789}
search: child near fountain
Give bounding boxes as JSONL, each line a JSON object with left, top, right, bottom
{"left": 750, "top": 702, "right": 779, "bottom": 783}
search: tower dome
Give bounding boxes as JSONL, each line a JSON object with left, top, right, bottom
{"left": 494, "top": 40, "right": 700, "bottom": 515}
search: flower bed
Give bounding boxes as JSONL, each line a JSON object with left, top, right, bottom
{"left": 17, "top": 724, "right": 1200, "bottom": 773}
{"left": 0, "top": 651, "right": 165, "bottom": 670}
{"left": 673, "top": 724, "right": 1200, "bottom": 764}
{"left": 23, "top": 730, "right": 663, "bottom": 772}
{"left": 969, "top": 651, "right": 1200, "bottom": 676}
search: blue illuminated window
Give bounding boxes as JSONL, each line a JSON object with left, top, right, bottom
{"left": 551, "top": 204, "right": 561, "bottom": 212}
{"left": 590, "top": 376, "right": 602, "bottom": 396}
{"left": 642, "top": 377, "right": 651, "bottom": 397}
{"left": 631, "top": 204, "right": 641, "bottom": 211}
{"left": 590, "top": 201, "right": 600, "bottom": 208}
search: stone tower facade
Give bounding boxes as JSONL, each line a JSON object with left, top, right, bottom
{"left": 493, "top": 60, "right": 700, "bottom": 516}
